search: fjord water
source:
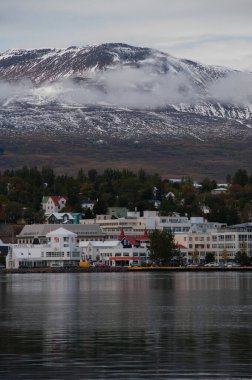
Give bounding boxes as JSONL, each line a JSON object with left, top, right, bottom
{"left": 1, "top": 272, "right": 252, "bottom": 379}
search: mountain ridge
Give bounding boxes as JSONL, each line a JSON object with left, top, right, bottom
{"left": 0, "top": 43, "right": 252, "bottom": 178}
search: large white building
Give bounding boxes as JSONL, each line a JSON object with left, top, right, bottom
{"left": 16, "top": 223, "right": 105, "bottom": 244}
{"left": 175, "top": 223, "right": 252, "bottom": 263}
{"left": 81, "top": 211, "right": 193, "bottom": 238}
{"left": 6, "top": 227, "right": 80, "bottom": 269}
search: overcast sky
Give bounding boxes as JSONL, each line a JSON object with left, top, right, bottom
{"left": 1, "top": 0, "right": 252, "bottom": 70}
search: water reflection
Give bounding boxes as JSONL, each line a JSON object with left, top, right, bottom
{"left": 0, "top": 272, "right": 252, "bottom": 379}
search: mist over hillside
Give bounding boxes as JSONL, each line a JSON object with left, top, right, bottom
{"left": 0, "top": 43, "right": 252, "bottom": 178}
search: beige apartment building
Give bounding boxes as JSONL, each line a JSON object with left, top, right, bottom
{"left": 81, "top": 211, "right": 192, "bottom": 239}
{"left": 175, "top": 223, "right": 252, "bottom": 263}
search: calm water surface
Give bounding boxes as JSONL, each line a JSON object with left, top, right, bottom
{"left": 1, "top": 272, "right": 252, "bottom": 379}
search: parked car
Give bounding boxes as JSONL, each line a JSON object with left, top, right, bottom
{"left": 225, "top": 262, "right": 240, "bottom": 267}
{"left": 205, "top": 262, "right": 218, "bottom": 267}
{"left": 51, "top": 263, "right": 62, "bottom": 268}
{"left": 97, "top": 264, "right": 109, "bottom": 268}
{"left": 186, "top": 264, "right": 199, "bottom": 267}
{"left": 63, "top": 263, "right": 78, "bottom": 268}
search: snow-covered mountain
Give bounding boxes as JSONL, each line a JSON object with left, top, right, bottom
{"left": 0, "top": 43, "right": 229, "bottom": 84}
{"left": 0, "top": 43, "right": 252, "bottom": 176}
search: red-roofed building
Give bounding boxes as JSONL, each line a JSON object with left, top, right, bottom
{"left": 94, "top": 228, "right": 151, "bottom": 266}
{"left": 118, "top": 227, "right": 150, "bottom": 248}
{"left": 42, "top": 196, "right": 68, "bottom": 216}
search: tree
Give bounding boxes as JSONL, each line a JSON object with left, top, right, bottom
{"left": 205, "top": 252, "right": 215, "bottom": 264}
{"left": 200, "top": 178, "right": 217, "bottom": 192}
{"left": 222, "top": 248, "right": 228, "bottom": 263}
{"left": 93, "top": 199, "right": 107, "bottom": 215}
{"left": 232, "top": 169, "right": 249, "bottom": 187}
{"left": 192, "top": 250, "right": 199, "bottom": 264}
{"left": 235, "top": 241, "right": 249, "bottom": 266}
{"left": 84, "top": 208, "right": 94, "bottom": 219}
{"left": 88, "top": 169, "right": 98, "bottom": 182}
{"left": 159, "top": 197, "right": 176, "bottom": 215}
{"left": 149, "top": 229, "right": 178, "bottom": 266}
{"left": 235, "top": 251, "right": 249, "bottom": 266}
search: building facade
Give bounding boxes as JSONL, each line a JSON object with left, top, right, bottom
{"left": 175, "top": 223, "right": 252, "bottom": 263}
{"left": 16, "top": 224, "right": 105, "bottom": 245}
{"left": 80, "top": 229, "right": 150, "bottom": 267}
{"left": 42, "top": 196, "right": 68, "bottom": 216}
{"left": 6, "top": 228, "right": 80, "bottom": 269}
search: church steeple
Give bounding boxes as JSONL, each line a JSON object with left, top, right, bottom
{"left": 143, "top": 227, "right": 149, "bottom": 239}
{"left": 118, "top": 228, "right": 125, "bottom": 241}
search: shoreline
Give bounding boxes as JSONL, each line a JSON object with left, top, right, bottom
{"left": 1, "top": 266, "right": 252, "bottom": 274}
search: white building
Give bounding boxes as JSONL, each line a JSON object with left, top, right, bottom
{"left": 81, "top": 211, "right": 192, "bottom": 239}
{"left": 80, "top": 229, "right": 150, "bottom": 267}
{"left": 16, "top": 223, "right": 105, "bottom": 244}
{"left": 42, "top": 196, "right": 68, "bottom": 216}
{"left": 6, "top": 228, "right": 80, "bottom": 269}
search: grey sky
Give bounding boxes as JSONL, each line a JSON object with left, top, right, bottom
{"left": 1, "top": 0, "right": 252, "bottom": 70}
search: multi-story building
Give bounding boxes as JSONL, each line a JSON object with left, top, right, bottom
{"left": 80, "top": 228, "right": 150, "bottom": 267}
{"left": 81, "top": 211, "right": 193, "bottom": 239}
{"left": 16, "top": 224, "right": 105, "bottom": 244}
{"left": 175, "top": 223, "right": 252, "bottom": 263}
{"left": 211, "top": 224, "right": 252, "bottom": 262}
{"left": 175, "top": 231, "right": 214, "bottom": 263}
{"left": 6, "top": 227, "right": 80, "bottom": 269}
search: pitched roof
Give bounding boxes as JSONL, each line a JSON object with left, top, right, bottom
{"left": 17, "top": 224, "right": 105, "bottom": 238}
{"left": 79, "top": 240, "right": 120, "bottom": 248}
{"left": 118, "top": 228, "right": 125, "bottom": 240}
{"left": 48, "top": 213, "right": 74, "bottom": 220}
{"left": 46, "top": 227, "right": 77, "bottom": 237}
{"left": 50, "top": 196, "right": 68, "bottom": 206}
{"left": 176, "top": 243, "right": 187, "bottom": 249}
{"left": 118, "top": 227, "right": 150, "bottom": 247}
{"left": 124, "top": 236, "right": 140, "bottom": 247}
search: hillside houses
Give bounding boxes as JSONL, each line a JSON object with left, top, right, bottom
{"left": 42, "top": 196, "right": 68, "bottom": 216}
{"left": 47, "top": 213, "right": 74, "bottom": 224}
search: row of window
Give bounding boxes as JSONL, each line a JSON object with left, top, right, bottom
{"left": 188, "top": 243, "right": 251, "bottom": 250}
{"left": 186, "top": 234, "right": 252, "bottom": 243}
{"left": 45, "top": 252, "right": 66, "bottom": 257}
{"left": 187, "top": 252, "right": 236, "bottom": 258}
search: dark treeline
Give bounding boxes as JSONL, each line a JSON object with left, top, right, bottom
{"left": 0, "top": 166, "right": 251, "bottom": 225}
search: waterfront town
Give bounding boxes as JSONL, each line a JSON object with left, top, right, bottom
{"left": 0, "top": 167, "right": 252, "bottom": 270}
